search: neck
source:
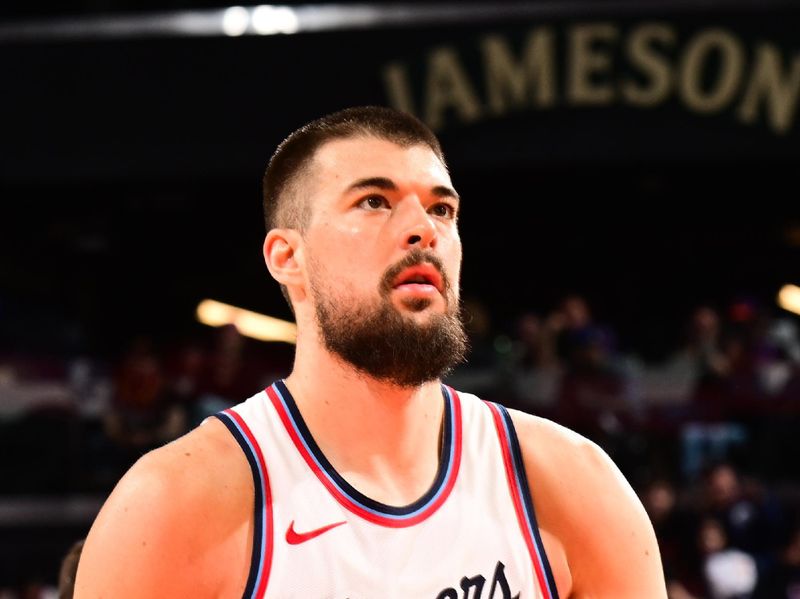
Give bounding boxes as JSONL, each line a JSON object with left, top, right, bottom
{"left": 284, "top": 327, "right": 446, "bottom": 505}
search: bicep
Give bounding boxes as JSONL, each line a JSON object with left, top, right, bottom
{"left": 74, "top": 456, "right": 213, "bottom": 598}
{"left": 566, "top": 443, "right": 666, "bottom": 598}
{"left": 511, "top": 412, "right": 666, "bottom": 599}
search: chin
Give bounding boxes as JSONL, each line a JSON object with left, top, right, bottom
{"left": 399, "top": 297, "right": 435, "bottom": 312}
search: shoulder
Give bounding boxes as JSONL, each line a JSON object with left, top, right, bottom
{"left": 507, "top": 409, "right": 623, "bottom": 502}
{"left": 75, "top": 416, "right": 254, "bottom": 598}
{"left": 507, "top": 409, "right": 667, "bottom": 598}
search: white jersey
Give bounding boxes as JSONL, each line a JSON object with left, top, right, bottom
{"left": 215, "top": 380, "right": 559, "bottom": 599}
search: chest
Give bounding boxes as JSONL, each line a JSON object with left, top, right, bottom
{"left": 263, "top": 477, "right": 539, "bottom": 599}
{"left": 216, "top": 386, "right": 561, "bottom": 599}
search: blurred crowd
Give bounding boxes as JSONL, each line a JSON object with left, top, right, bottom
{"left": 446, "top": 294, "right": 800, "bottom": 598}
{"left": 1, "top": 293, "right": 800, "bottom": 597}
{"left": 451, "top": 294, "right": 800, "bottom": 481}
{"left": 643, "top": 463, "right": 800, "bottom": 598}
{"left": 1, "top": 323, "right": 292, "bottom": 493}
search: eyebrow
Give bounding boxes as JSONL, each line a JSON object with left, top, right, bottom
{"left": 345, "top": 176, "right": 460, "bottom": 202}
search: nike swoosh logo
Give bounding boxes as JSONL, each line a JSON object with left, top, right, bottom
{"left": 285, "top": 520, "right": 347, "bottom": 545}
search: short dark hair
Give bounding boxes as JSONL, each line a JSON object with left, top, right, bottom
{"left": 262, "top": 106, "right": 446, "bottom": 309}
{"left": 263, "top": 106, "right": 445, "bottom": 232}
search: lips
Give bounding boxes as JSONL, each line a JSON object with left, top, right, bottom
{"left": 392, "top": 263, "right": 444, "bottom": 293}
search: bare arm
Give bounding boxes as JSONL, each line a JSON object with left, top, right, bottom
{"left": 74, "top": 419, "right": 253, "bottom": 598}
{"left": 510, "top": 411, "right": 667, "bottom": 599}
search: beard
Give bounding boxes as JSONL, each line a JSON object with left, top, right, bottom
{"left": 310, "top": 249, "right": 468, "bottom": 388}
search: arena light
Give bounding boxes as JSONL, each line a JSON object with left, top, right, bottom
{"left": 252, "top": 5, "right": 299, "bottom": 34}
{"left": 196, "top": 299, "right": 297, "bottom": 344}
{"left": 777, "top": 284, "right": 800, "bottom": 316}
{"left": 3, "top": 2, "right": 733, "bottom": 44}
{"left": 222, "top": 6, "right": 250, "bottom": 36}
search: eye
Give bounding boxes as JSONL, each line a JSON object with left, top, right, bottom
{"left": 358, "top": 195, "right": 390, "bottom": 211}
{"left": 429, "top": 202, "right": 456, "bottom": 219}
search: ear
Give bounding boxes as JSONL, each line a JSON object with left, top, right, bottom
{"left": 263, "top": 228, "right": 305, "bottom": 293}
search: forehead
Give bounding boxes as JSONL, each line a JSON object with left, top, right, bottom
{"left": 306, "top": 135, "right": 451, "bottom": 196}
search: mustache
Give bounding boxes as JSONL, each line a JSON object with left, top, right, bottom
{"left": 380, "top": 248, "right": 451, "bottom": 296}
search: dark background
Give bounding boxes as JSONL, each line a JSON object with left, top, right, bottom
{"left": 3, "top": 0, "right": 799, "bottom": 357}
{"left": 4, "top": 167, "right": 799, "bottom": 360}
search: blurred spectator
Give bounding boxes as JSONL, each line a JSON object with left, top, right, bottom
{"left": 554, "top": 294, "right": 594, "bottom": 365}
{"left": 510, "top": 312, "right": 563, "bottom": 415}
{"left": 553, "top": 295, "right": 632, "bottom": 431}
{"left": 191, "top": 324, "right": 275, "bottom": 423}
{"left": 755, "top": 316, "right": 800, "bottom": 398}
{"left": 686, "top": 306, "right": 731, "bottom": 388}
{"left": 671, "top": 305, "right": 737, "bottom": 423}
{"left": 3, "top": 583, "right": 58, "bottom": 599}
{"left": 684, "top": 300, "right": 799, "bottom": 409}
{"left": 753, "top": 523, "right": 800, "bottom": 598}
{"left": 667, "top": 581, "right": 702, "bottom": 599}
{"left": 445, "top": 298, "right": 500, "bottom": 397}
{"left": 67, "top": 357, "right": 110, "bottom": 418}
{"left": 161, "top": 339, "right": 208, "bottom": 427}
{"left": 642, "top": 478, "right": 697, "bottom": 592}
{"left": 104, "top": 336, "right": 186, "bottom": 451}
{"left": 703, "top": 462, "right": 785, "bottom": 572}
{"left": 637, "top": 305, "right": 732, "bottom": 423}
{"left": 674, "top": 305, "right": 755, "bottom": 480}
{"left": 163, "top": 341, "right": 205, "bottom": 405}
{"left": 205, "top": 324, "right": 247, "bottom": 400}
{"left": 698, "top": 517, "right": 758, "bottom": 599}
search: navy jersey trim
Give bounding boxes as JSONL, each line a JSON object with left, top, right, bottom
{"left": 272, "top": 379, "right": 455, "bottom": 518}
{"left": 497, "top": 404, "right": 560, "bottom": 599}
{"left": 214, "top": 411, "right": 270, "bottom": 599}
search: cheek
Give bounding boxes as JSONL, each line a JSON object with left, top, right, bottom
{"left": 307, "top": 229, "right": 379, "bottom": 291}
{"left": 445, "top": 235, "right": 463, "bottom": 281}
{"left": 317, "top": 218, "right": 380, "bottom": 257}
{"left": 308, "top": 222, "right": 358, "bottom": 265}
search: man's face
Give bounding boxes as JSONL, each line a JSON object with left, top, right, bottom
{"left": 299, "top": 135, "right": 467, "bottom": 386}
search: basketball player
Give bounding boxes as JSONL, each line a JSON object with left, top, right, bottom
{"left": 75, "top": 107, "right": 666, "bottom": 598}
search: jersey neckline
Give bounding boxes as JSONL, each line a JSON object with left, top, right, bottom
{"left": 266, "top": 379, "right": 462, "bottom": 528}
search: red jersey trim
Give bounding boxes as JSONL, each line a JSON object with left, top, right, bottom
{"left": 265, "top": 383, "right": 462, "bottom": 528}
{"left": 218, "top": 408, "right": 275, "bottom": 599}
{"left": 486, "top": 401, "right": 558, "bottom": 599}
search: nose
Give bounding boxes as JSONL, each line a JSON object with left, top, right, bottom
{"left": 398, "top": 197, "right": 437, "bottom": 250}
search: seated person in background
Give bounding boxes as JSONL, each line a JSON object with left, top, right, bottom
{"left": 104, "top": 337, "right": 186, "bottom": 451}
